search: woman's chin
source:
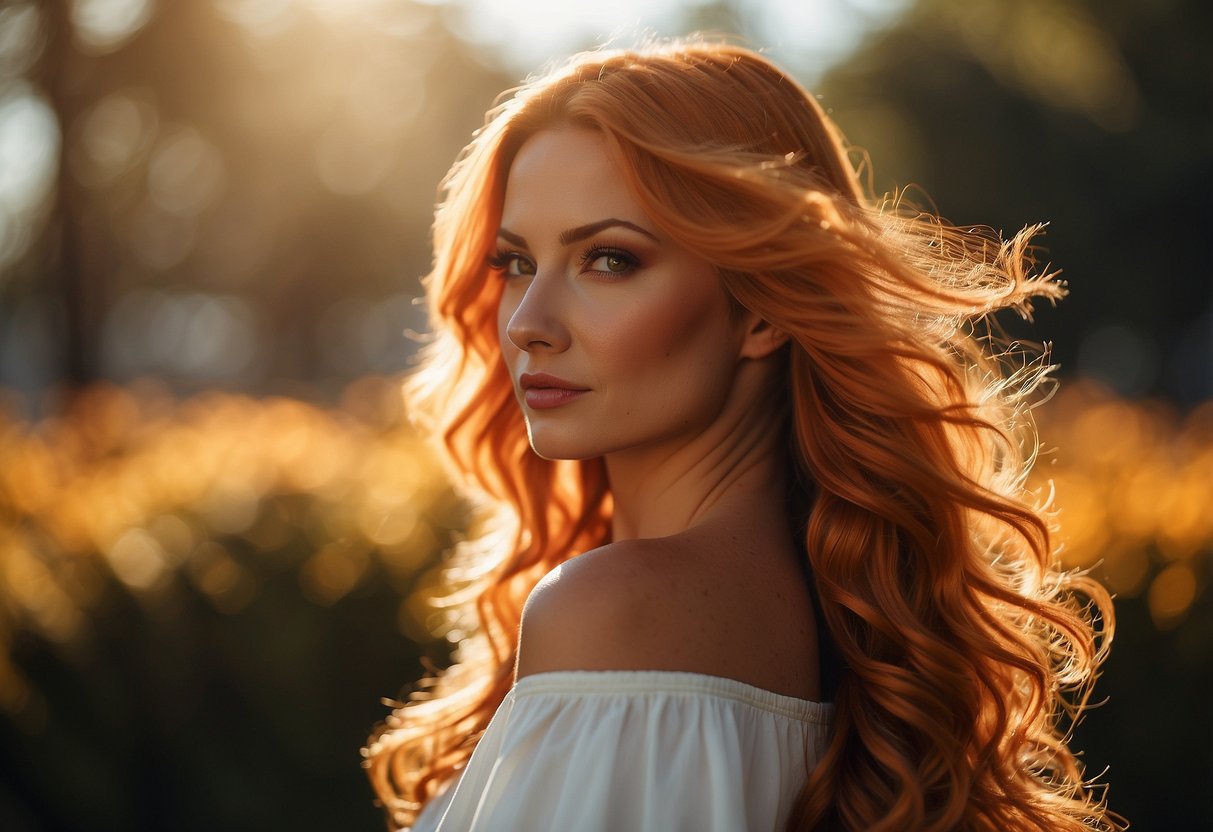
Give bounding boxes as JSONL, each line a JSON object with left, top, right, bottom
{"left": 525, "top": 428, "right": 605, "bottom": 462}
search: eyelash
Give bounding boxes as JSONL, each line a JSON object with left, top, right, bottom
{"left": 487, "top": 245, "right": 641, "bottom": 278}
{"left": 578, "top": 245, "right": 639, "bottom": 276}
{"left": 487, "top": 249, "right": 530, "bottom": 275}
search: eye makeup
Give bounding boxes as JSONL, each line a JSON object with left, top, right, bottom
{"left": 577, "top": 244, "right": 641, "bottom": 276}
{"left": 488, "top": 239, "right": 644, "bottom": 279}
{"left": 487, "top": 249, "right": 534, "bottom": 276}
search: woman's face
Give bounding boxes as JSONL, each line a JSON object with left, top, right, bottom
{"left": 495, "top": 127, "right": 750, "bottom": 461}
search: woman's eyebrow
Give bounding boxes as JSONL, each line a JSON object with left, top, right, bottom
{"left": 497, "top": 228, "right": 528, "bottom": 248}
{"left": 496, "top": 218, "right": 659, "bottom": 249}
{"left": 559, "top": 218, "right": 658, "bottom": 245}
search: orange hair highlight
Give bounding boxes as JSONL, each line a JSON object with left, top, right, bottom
{"left": 365, "top": 39, "right": 1118, "bottom": 831}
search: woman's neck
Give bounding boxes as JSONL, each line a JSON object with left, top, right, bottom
{"left": 605, "top": 380, "right": 789, "bottom": 542}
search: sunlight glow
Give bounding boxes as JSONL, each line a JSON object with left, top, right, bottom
{"left": 69, "top": 89, "right": 159, "bottom": 188}
{"left": 71, "top": 0, "right": 154, "bottom": 53}
{"left": 0, "top": 3, "right": 44, "bottom": 78}
{"left": 440, "top": 0, "right": 911, "bottom": 81}
{"left": 0, "top": 84, "right": 58, "bottom": 272}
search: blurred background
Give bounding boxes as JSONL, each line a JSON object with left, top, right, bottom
{"left": 0, "top": 0, "right": 1209, "bottom": 829}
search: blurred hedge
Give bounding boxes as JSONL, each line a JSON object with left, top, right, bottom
{"left": 0, "top": 379, "right": 1210, "bottom": 829}
{"left": 0, "top": 378, "right": 463, "bottom": 831}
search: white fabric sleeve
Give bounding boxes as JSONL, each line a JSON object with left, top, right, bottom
{"left": 410, "top": 670, "right": 832, "bottom": 832}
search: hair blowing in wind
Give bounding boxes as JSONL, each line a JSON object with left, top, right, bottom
{"left": 364, "top": 40, "right": 1117, "bottom": 832}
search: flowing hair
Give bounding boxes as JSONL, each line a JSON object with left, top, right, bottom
{"left": 364, "top": 39, "right": 1117, "bottom": 831}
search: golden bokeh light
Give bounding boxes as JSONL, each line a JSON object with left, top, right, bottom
{"left": 0, "top": 376, "right": 1209, "bottom": 721}
{"left": 0, "top": 376, "right": 465, "bottom": 720}
{"left": 1147, "top": 562, "right": 1199, "bottom": 630}
{"left": 1031, "top": 382, "right": 1213, "bottom": 617}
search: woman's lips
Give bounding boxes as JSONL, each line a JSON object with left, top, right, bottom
{"left": 523, "top": 387, "right": 588, "bottom": 409}
{"left": 519, "top": 373, "right": 589, "bottom": 409}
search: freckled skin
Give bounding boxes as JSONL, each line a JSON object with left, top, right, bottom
{"left": 496, "top": 128, "right": 747, "bottom": 462}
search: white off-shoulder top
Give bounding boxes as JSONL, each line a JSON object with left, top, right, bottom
{"left": 409, "top": 670, "right": 833, "bottom": 832}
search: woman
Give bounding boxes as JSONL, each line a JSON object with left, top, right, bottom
{"left": 365, "top": 39, "right": 1117, "bottom": 831}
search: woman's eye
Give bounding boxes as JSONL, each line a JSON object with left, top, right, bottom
{"left": 506, "top": 256, "right": 533, "bottom": 276}
{"left": 585, "top": 249, "right": 637, "bottom": 275}
{"left": 489, "top": 252, "right": 534, "bottom": 277}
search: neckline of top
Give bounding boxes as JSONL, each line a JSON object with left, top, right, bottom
{"left": 513, "top": 669, "right": 833, "bottom": 723}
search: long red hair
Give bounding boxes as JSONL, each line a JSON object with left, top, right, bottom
{"left": 365, "top": 39, "right": 1117, "bottom": 831}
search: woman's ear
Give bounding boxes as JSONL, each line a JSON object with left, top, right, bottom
{"left": 738, "top": 313, "right": 791, "bottom": 360}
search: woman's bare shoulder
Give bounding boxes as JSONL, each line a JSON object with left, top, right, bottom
{"left": 514, "top": 538, "right": 674, "bottom": 679}
{"left": 514, "top": 535, "right": 820, "bottom": 699}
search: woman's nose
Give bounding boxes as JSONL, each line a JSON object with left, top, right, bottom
{"left": 504, "top": 275, "right": 570, "bottom": 353}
